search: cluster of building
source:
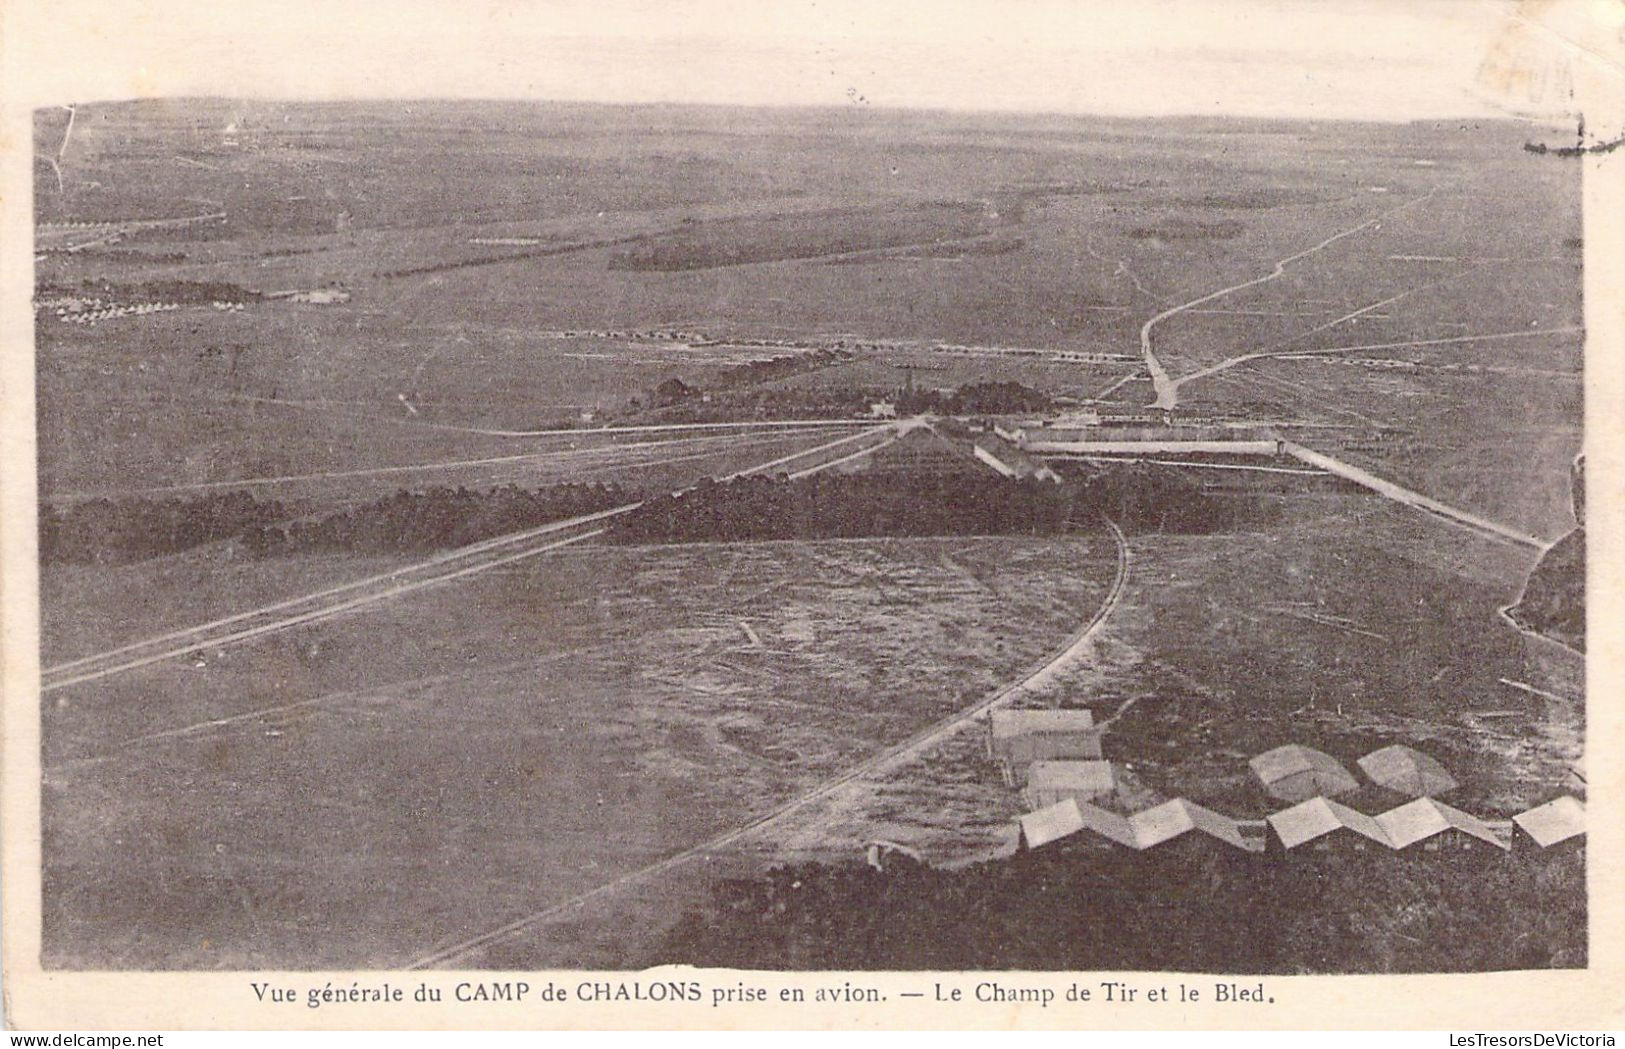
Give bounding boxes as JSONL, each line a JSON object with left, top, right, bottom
{"left": 54, "top": 302, "right": 181, "bottom": 325}
{"left": 1001, "top": 727, "right": 1585, "bottom": 858}
{"left": 37, "top": 293, "right": 255, "bottom": 326}
{"left": 264, "top": 288, "right": 350, "bottom": 305}
{"left": 928, "top": 344, "right": 1139, "bottom": 364}
{"left": 541, "top": 327, "right": 714, "bottom": 343}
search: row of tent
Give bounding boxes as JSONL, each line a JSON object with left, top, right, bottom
{"left": 991, "top": 718, "right": 1470, "bottom": 809}
{"left": 58, "top": 302, "right": 181, "bottom": 324}
{"left": 1018, "top": 790, "right": 1586, "bottom": 855}
{"left": 990, "top": 708, "right": 1585, "bottom": 856}
{"left": 1251, "top": 742, "right": 1461, "bottom": 802}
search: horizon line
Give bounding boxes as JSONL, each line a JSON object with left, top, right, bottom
{"left": 36, "top": 95, "right": 1565, "bottom": 129}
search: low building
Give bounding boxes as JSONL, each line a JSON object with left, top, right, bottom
{"left": 1132, "top": 799, "right": 1267, "bottom": 853}
{"left": 1017, "top": 798, "right": 1088, "bottom": 851}
{"left": 1250, "top": 744, "right": 1360, "bottom": 803}
{"left": 1016, "top": 799, "right": 1142, "bottom": 851}
{"left": 1023, "top": 760, "right": 1116, "bottom": 808}
{"left": 971, "top": 433, "right": 1061, "bottom": 483}
{"left": 1019, "top": 798, "right": 1264, "bottom": 853}
{"left": 1375, "top": 797, "right": 1510, "bottom": 853}
{"left": 987, "top": 708, "right": 1095, "bottom": 758}
{"left": 1357, "top": 744, "right": 1458, "bottom": 797}
{"left": 1267, "top": 797, "right": 1390, "bottom": 852}
{"left": 999, "top": 732, "right": 1106, "bottom": 786}
{"left": 1512, "top": 796, "right": 1586, "bottom": 851}
{"left": 1072, "top": 800, "right": 1142, "bottom": 849}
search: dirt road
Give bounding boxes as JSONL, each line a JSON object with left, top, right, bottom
{"left": 406, "top": 518, "right": 1129, "bottom": 968}
{"left": 42, "top": 422, "right": 902, "bottom": 692}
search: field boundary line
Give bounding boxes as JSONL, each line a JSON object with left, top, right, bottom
{"left": 1279, "top": 441, "right": 1545, "bottom": 548}
{"left": 1139, "top": 190, "right": 1436, "bottom": 408}
{"left": 42, "top": 529, "right": 608, "bottom": 692}
{"left": 1162, "top": 261, "right": 1495, "bottom": 399}
{"left": 405, "top": 518, "right": 1129, "bottom": 969}
{"left": 43, "top": 423, "right": 898, "bottom": 689}
{"left": 48, "top": 429, "right": 785, "bottom": 500}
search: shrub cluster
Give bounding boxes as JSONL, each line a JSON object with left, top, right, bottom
{"left": 609, "top": 464, "right": 1252, "bottom": 546}
{"left": 242, "top": 482, "right": 635, "bottom": 556}
{"left": 653, "top": 845, "right": 1585, "bottom": 973}
{"left": 897, "top": 380, "right": 1056, "bottom": 415}
{"left": 40, "top": 491, "right": 287, "bottom": 564}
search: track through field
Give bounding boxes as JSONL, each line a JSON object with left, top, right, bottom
{"left": 406, "top": 518, "right": 1130, "bottom": 968}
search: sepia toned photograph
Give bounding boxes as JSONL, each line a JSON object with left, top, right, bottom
{"left": 7, "top": 0, "right": 1611, "bottom": 1016}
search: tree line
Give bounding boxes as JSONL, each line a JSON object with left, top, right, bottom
{"left": 607, "top": 463, "right": 1257, "bottom": 546}
{"left": 241, "top": 482, "right": 636, "bottom": 556}
{"left": 609, "top": 472, "right": 1073, "bottom": 544}
{"left": 637, "top": 378, "right": 1057, "bottom": 427}
{"left": 70, "top": 278, "right": 260, "bottom": 304}
{"left": 710, "top": 349, "right": 855, "bottom": 390}
{"left": 651, "top": 842, "right": 1584, "bottom": 973}
{"left": 40, "top": 460, "right": 1262, "bottom": 565}
{"left": 40, "top": 490, "right": 288, "bottom": 564}
{"left": 896, "top": 379, "right": 1056, "bottom": 415}
{"left": 41, "top": 482, "right": 638, "bottom": 564}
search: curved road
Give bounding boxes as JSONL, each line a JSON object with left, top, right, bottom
{"left": 407, "top": 517, "right": 1130, "bottom": 968}
{"left": 1137, "top": 192, "right": 1435, "bottom": 409}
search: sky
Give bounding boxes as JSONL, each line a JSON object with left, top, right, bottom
{"left": 1, "top": 0, "right": 1598, "bottom": 121}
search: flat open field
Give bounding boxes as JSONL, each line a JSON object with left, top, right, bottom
{"left": 413, "top": 485, "right": 1583, "bottom": 969}
{"left": 699, "top": 491, "right": 1581, "bottom": 867}
{"left": 37, "top": 104, "right": 1580, "bottom": 536}
{"left": 42, "top": 533, "right": 1121, "bottom": 968}
{"left": 35, "top": 102, "right": 1585, "bottom": 973}
{"left": 37, "top": 424, "right": 860, "bottom": 662}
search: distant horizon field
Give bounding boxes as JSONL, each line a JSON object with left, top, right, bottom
{"left": 31, "top": 102, "right": 1586, "bottom": 973}
{"left": 34, "top": 104, "right": 1580, "bottom": 542}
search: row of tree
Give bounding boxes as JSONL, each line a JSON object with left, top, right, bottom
{"left": 39, "top": 460, "right": 1263, "bottom": 565}
{"left": 652, "top": 843, "right": 1584, "bottom": 973}
{"left": 608, "top": 463, "right": 1259, "bottom": 546}
{"left": 895, "top": 379, "right": 1056, "bottom": 415}
{"left": 241, "top": 482, "right": 635, "bottom": 557}
{"left": 40, "top": 491, "right": 288, "bottom": 564}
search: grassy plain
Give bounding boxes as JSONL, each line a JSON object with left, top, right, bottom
{"left": 42, "top": 534, "right": 1120, "bottom": 968}
{"left": 711, "top": 491, "right": 1580, "bottom": 873}
{"left": 35, "top": 101, "right": 1584, "bottom": 971}
{"left": 37, "top": 104, "right": 1580, "bottom": 539}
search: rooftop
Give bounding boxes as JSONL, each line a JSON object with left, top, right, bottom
{"left": 1512, "top": 796, "right": 1586, "bottom": 847}
{"left": 1357, "top": 744, "right": 1458, "bottom": 797}
{"left": 1375, "top": 797, "right": 1509, "bottom": 850}
{"left": 1017, "top": 798, "right": 1087, "bottom": 850}
{"left": 1027, "top": 760, "right": 1116, "bottom": 792}
{"left": 1249, "top": 744, "right": 1359, "bottom": 801}
{"left": 989, "top": 708, "right": 1095, "bottom": 741}
{"left": 1267, "top": 797, "right": 1390, "bottom": 849}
